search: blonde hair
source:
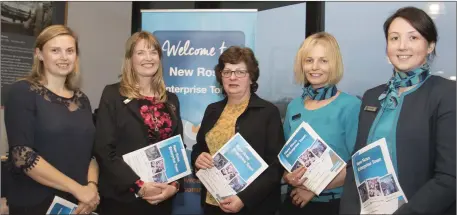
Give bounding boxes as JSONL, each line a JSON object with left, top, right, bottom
{"left": 119, "top": 31, "right": 167, "bottom": 102}
{"left": 25, "top": 25, "right": 80, "bottom": 90}
{"left": 293, "top": 32, "right": 344, "bottom": 86}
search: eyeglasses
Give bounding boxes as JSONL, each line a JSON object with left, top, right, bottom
{"left": 221, "top": 69, "right": 248, "bottom": 78}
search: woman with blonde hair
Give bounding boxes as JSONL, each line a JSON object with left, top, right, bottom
{"left": 279, "top": 32, "right": 361, "bottom": 215}
{"left": 93, "top": 31, "right": 183, "bottom": 215}
{"left": 4, "top": 24, "right": 99, "bottom": 215}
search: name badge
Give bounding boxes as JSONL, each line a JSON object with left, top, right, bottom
{"left": 123, "top": 98, "right": 132, "bottom": 104}
{"left": 364, "top": 106, "right": 377, "bottom": 112}
{"left": 292, "top": 113, "right": 301, "bottom": 121}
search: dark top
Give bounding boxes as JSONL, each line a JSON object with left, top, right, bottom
{"left": 4, "top": 80, "right": 95, "bottom": 207}
{"left": 191, "top": 93, "right": 285, "bottom": 214}
{"left": 340, "top": 76, "right": 456, "bottom": 214}
{"left": 93, "top": 83, "right": 184, "bottom": 204}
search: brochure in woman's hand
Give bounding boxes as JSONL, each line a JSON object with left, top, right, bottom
{"left": 196, "top": 133, "right": 268, "bottom": 203}
{"left": 278, "top": 121, "right": 346, "bottom": 195}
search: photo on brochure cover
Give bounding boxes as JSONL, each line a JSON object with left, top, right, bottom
{"left": 221, "top": 163, "right": 238, "bottom": 181}
{"left": 358, "top": 182, "right": 369, "bottom": 203}
{"left": 152, "top": 171, "right": 168, "bottom": 183}
{"left": 214, "top": 153, "right": 229, "bottom": 170}
{"left": 229, "top": 175, "right": 247, "bottom": 193}
{"left": 310, "top": 139, "right": 327, "bottom": 158}
{"left": 367, "top": 178, "right": 383, "bottom": 198}
{"left": 145, "top": 145, "right": 161, "bottom": 161}
{"left": 151, "top": 159, "right": 164, "bottom": 174}
{"left": 291, "top": 160, "right": 304, "bottom": 172}
{"left": 380, "top": 174, "right": 399, "bottom": 196}
{"left": 299, "top": 149, "right": 316, "bottom": 168}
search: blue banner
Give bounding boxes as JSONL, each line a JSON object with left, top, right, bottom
{"left": 141, "top": 10, "right": 257, "bottom": 215}
{"left": 155, "top": 30, "right": 245, "bottom": 125}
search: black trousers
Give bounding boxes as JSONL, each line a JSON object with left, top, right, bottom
{"left": 9, "top": 196, "right": 53, "bottom": 215}
{"left": 8, "top": 193, "right": 78, "bottom": 215}
{"left": 203, "top": 203, "right": 277, "bottom": 215}
{"left": 99, "top": 197, "right": 172, "bottom": 215}
{"left": 205, "top": 203, "right": 255, "bottom": 215}
{"left": 279, "top": 195, "right": 340, "bottom": 215}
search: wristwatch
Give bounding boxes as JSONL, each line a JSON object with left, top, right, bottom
{"left": 130, "top": 179, "right": 145, "bottom": 196}
{"left": 170, "top": 181, "right": 180, "bottom": 191}
{"left": 87, "top": 180, "right": 98, "bottom": 187}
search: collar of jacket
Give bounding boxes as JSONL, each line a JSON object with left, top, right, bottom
{"left": 209, "top": 93, "right": 267, "bottom": 112}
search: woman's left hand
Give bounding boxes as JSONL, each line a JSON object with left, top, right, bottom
{"left": 219, "top": 195, "right": 244, "bottom": 213}
{"left": 74, "top": 202, "right": 97, "bottom": 214}
{"left": 283, "top": 167, "right": 309, "bottom": 189}
{"left": 142, "top": 183, "right": 178, "bottom": 205}
{"left": 290, "top": 187, "right": 315, "bottom": 208}
{"left": 74, "top": 182, "right": 99, "bottom": 214}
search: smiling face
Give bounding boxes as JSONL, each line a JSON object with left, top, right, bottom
{"left": 387, "top": 17, "right": 435, "bottom": 72}
{"left": 294, "top": 32, "right": 343, "bottom": 88}
{"left": 36, "top": 35, "right": 77, "bottom": 78}
{"left": 132, "top": 39, "right": 160, "bottom": 78}
{"left": 302, "top": 44, "right": 331, "bottom": 88}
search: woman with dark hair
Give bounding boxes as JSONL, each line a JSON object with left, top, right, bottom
{"left": 191, "top": 46, "right": 284, "bottom": 215}
{"left": 340, "top": 6, "right": 455, "bottom": 214}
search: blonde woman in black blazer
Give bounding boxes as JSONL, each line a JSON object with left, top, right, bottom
{"left": 94, "top": 31, "right": 184, "bottom": 215}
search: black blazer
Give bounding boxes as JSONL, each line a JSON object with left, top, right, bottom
{"left": 93, "top": 83, "right": 184, "bottom": 203}
{"left": 340, "top": 76, "right": 456, "bottom": 214}
{"left": 191, "top": 93, "right": 285, "bottom": 214}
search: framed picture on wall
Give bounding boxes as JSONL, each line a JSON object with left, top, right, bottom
{"left": 1, "top": 1, "right": 67, "bottom": 106}
{"left": 1, "top": 2, "right": 67, "bottom": 37}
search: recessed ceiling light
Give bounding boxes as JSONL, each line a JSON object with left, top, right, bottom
{"left": 429, "top": 3, "right": 440, "bottom": 15}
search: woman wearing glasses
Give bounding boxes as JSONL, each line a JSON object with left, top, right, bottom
{"left": 191, "top": 46, "right": 285, "bottom": 215}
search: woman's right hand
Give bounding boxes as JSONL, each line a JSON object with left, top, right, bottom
{"left": 72, "top": 185, "right": 100, "bottom": 209}
{"left": 195, "top": 152, "right": 213, "bottom": 170}
{"left": 142, "top": 183, "right": 178, "bottom": 205}
{"left": 139, "top": 182, "right": 163, "bottom": 198}
{"left": 283, "top": 167, "right": 308, "bottom": 188}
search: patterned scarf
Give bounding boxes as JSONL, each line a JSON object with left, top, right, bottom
{"left": 378, "top": 63, "right": 431, "bottom": 109}
{"left": 301, "top": 84, "right": 338, "bottom": 101}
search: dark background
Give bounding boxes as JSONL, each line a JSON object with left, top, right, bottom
{"left": 131, "top": 1, "right": 324, "bottom": 37}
